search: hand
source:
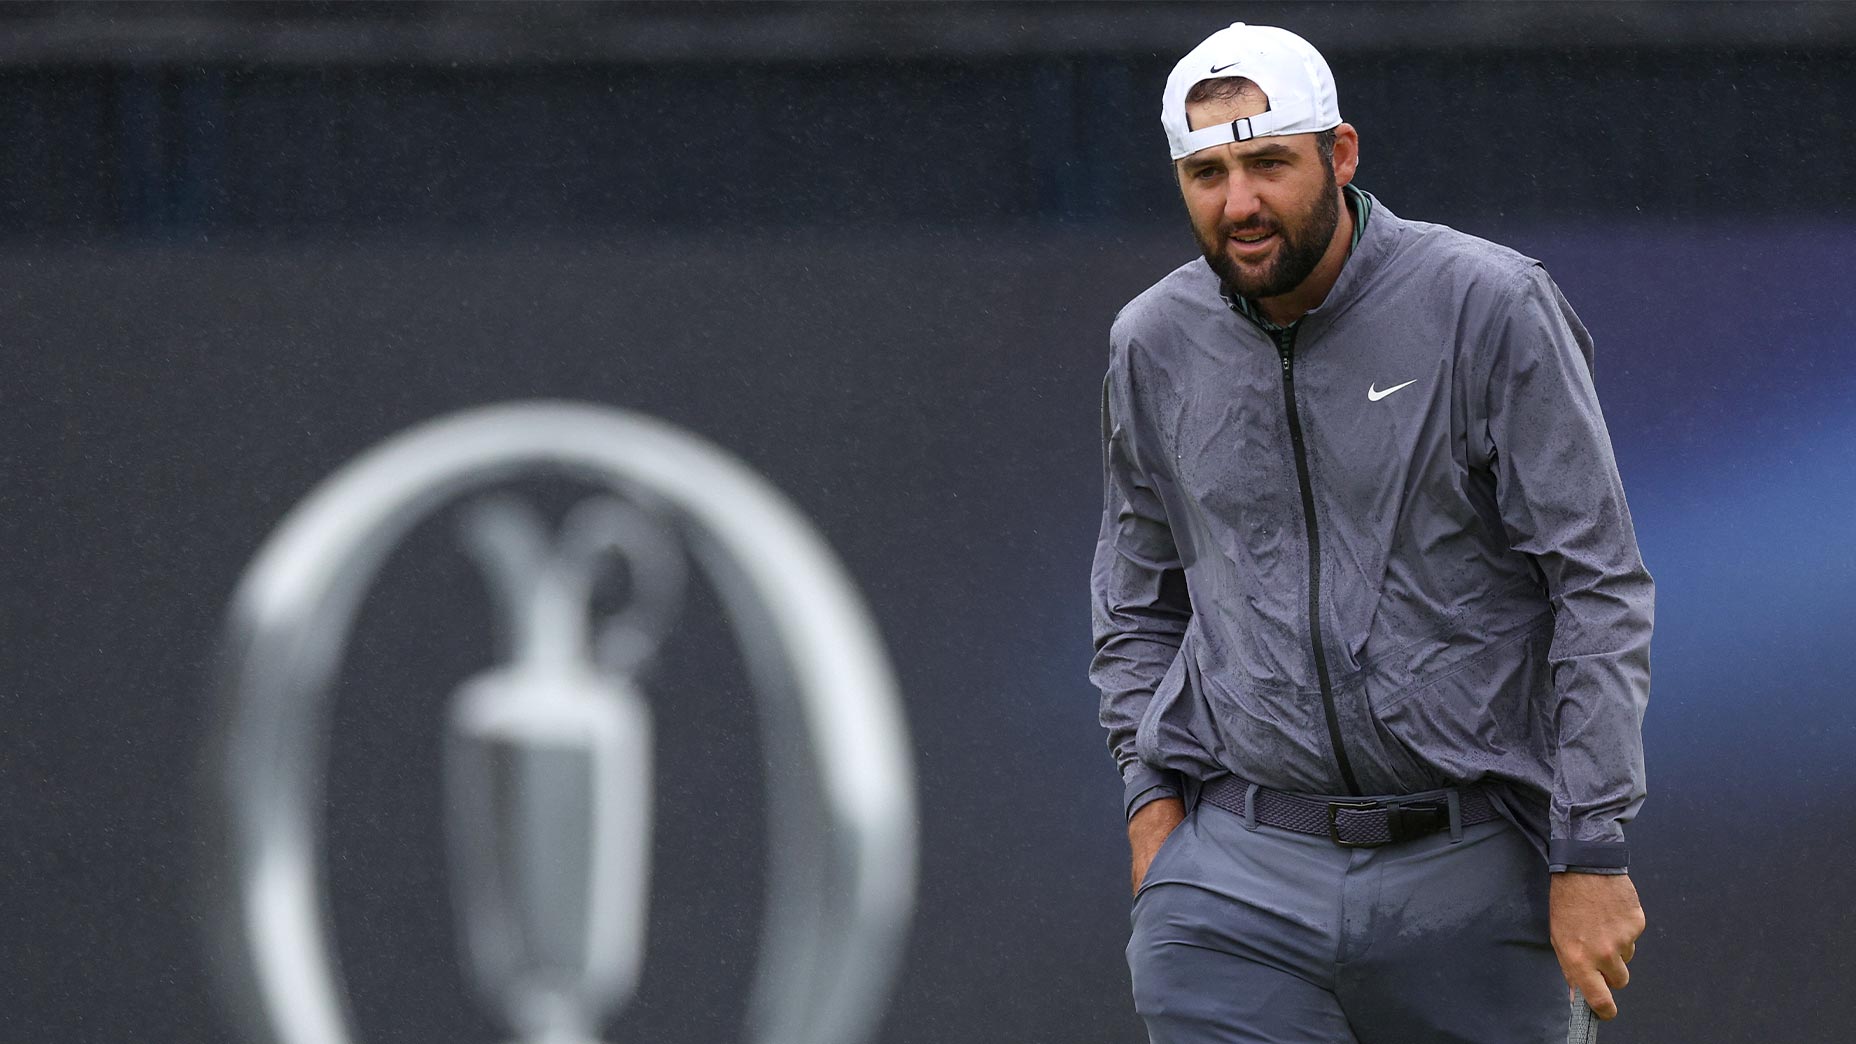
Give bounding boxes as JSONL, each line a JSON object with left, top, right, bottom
{"left": 1550, "top": 871, "right": 1645, "bottom": 1020}
{"left": 1128, "top": 797, "right": 1186, "bottom": 895}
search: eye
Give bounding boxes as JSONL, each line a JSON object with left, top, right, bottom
{"left": 1191, "top": 166, "right": 1221, "bottom": 181}
{"left": 1252, "top": 158, "right": 1286, "bottom": 171}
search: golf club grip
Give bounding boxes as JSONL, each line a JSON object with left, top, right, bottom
{"left": 1569, "top": 991, "right": 1598, "bottom": 1044}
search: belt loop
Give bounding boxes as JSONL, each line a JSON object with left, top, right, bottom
{"left": 1242, "top": 783, "right": 1260, "bottom": 831}
{"left": 1446, "top": 788, "right": 1463, "bottom": 843}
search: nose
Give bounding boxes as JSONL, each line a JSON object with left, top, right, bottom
{"left": 1221, "top": 173, "right": 1263, "bottom": 227}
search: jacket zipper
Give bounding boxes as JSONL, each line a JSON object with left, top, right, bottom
{"left": 1273, "top": 327, "right": 1363, "bottom": 796}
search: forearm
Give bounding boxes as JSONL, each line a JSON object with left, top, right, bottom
{"left": 1092, "top": 620, "right": 1188, "bottom": 818}
{"left": 1481, "top": 264, "right": 1653, "bottom": 865}
{"left": 1536, "top": 510, "right": 1652, "bottom": 862}
{"left": 1092, "top": 362, "right": 1192, "bottom": 814}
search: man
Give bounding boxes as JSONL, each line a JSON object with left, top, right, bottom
{"left": 1090, "top": 23, "right": 1651, "bottom": 1043}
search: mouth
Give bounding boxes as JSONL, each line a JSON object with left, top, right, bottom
{"left": 1225, "top": 230, "right": 1277, "bottom": 258}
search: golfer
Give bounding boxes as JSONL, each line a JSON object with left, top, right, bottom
{"left": 1090, "top": 23, "right": 1650, "bottom": 1042}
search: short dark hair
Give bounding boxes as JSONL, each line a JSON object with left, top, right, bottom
{"left": 1184, "top": 76, "right": 1337, "bottom": 167}
{"left": 1313, "top": 128, "right": 1337, "bottom": 167}
{"left": 1185, "top": 76, "right": 1263, "bottom": 106}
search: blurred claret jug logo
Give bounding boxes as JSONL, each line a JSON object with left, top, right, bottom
{"left": 203, "top": 401, "right": 917, "bottom": 1044}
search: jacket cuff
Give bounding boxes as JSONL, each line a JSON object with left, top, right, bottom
{"left": 1123, "top": 765, "right": 1180, "bottom": 820}
{"left": 1548, "top": 837, "right": 1629, "bottom": 871}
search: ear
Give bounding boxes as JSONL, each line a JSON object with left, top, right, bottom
{"left": 1331, "top": 123, "right": 1360, "bottom": 188}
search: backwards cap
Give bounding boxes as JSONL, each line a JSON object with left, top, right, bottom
{"left": 1161, "top": 23, "right": 1342, "bottom": 160}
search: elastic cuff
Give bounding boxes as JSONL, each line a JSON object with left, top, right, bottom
{"left": 1122, "top": 766, "right": 1179, "bottom": 819}
{"left": 1550, "top": 864, "right": 1630, "bottom": 875}
{"left": 1548, "top": 837, "right": 1629, "bottom": 869}
{"left": 1126, "top": 784, "right": 1180, "bottom": 820}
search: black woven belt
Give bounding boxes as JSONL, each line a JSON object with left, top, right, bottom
{"left": 1199, "top": 774, "right": 1500, "bottom": 848}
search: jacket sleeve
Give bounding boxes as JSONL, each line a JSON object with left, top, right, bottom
{"left": 1481, "top": 264, "right": 1653, "bottom": 872}
{"left": 1090, "top": 339, "right": 1193, "bottom": 820}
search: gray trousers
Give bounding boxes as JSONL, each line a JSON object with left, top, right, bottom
{"left": 1127, "top": 794, "right": 1568, "bottom": 1044}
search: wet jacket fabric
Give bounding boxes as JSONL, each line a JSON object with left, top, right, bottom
{"left": 1089, "top": 191, "right": 1651, "bottom": 871}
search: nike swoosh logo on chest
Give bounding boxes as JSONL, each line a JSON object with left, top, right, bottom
{"left": 1367, "top": 379, "right": 1418, "bottom": 402}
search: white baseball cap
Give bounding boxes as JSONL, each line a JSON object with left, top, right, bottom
{"left": 1161, "top": 23, "right": 1342, "bottom": 160}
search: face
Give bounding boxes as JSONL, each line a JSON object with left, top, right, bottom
{"left": 1176, "top": 90, "right": 1349, "bottom": 301}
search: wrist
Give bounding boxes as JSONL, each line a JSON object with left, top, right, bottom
{"left": 1127, "top": 784, "right": 1180, "bottom": 821}
{"left": 1128, "top": 795, "right": 1185, "bottom": 843}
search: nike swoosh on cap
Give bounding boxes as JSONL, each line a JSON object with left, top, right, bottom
{"left": 1209, "top": 62, "right": 1240, "bottom": 73}
{"left": 1367, "top": 379, "right": 1418, "bottom": 402}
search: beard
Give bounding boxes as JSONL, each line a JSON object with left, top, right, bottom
{"left": 1196, "top": 171, "right": 1341, "bottom": 303}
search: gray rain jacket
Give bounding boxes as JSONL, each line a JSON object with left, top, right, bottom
{"left": 1090, "top": 192, "right": 1651, "bottom": 871}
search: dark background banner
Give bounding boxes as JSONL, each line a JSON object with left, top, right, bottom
{"left": 7, "top": 5, "right": 1854, "bottom": 1043}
